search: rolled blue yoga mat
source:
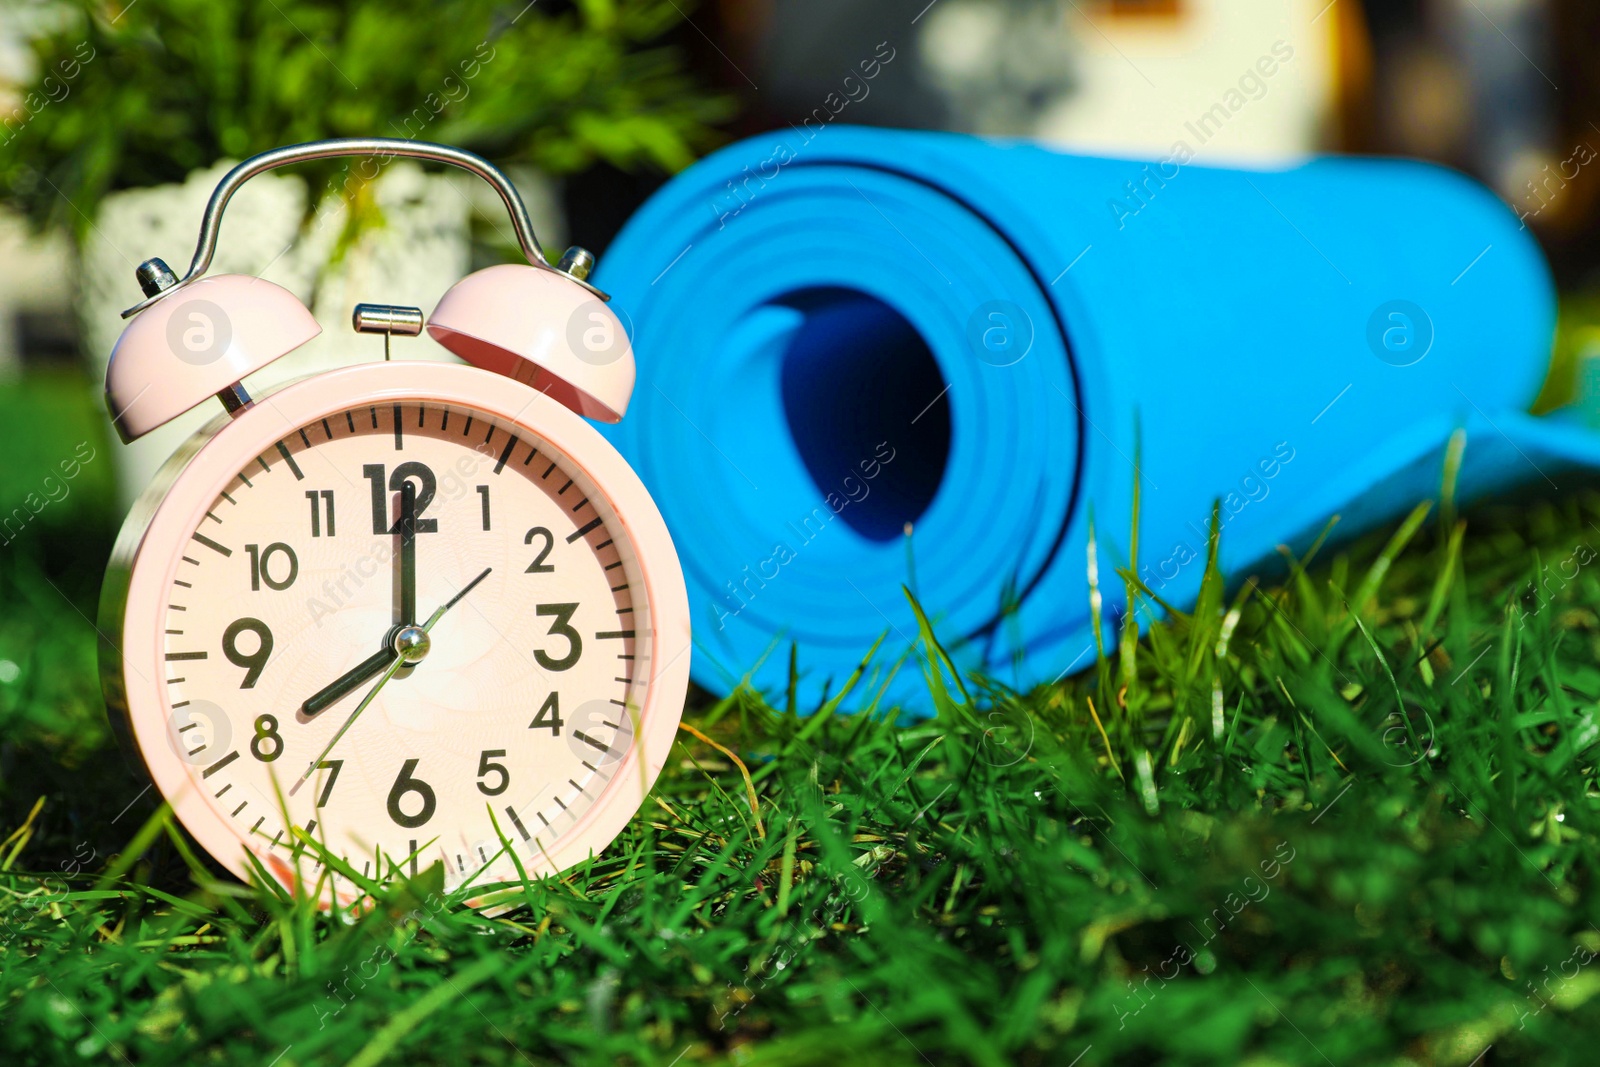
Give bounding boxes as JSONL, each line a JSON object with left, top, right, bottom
{"left": 595, "top": 126, "right": 1580, "bottom": 710}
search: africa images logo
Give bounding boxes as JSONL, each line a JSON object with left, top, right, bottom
{"left": 1365, "top": 300, "right": 1434, "bottom": 367}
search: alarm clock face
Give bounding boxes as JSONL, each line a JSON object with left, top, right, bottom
{"left": 104, "top": 362, "right": 690, "bottom": 902}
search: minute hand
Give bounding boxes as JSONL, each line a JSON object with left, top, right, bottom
{"left": 398, "top": 479, "right": 418, "bottom": 625}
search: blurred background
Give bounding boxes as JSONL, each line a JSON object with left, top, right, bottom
{"left": 0, "top": 0, "right": 1595, "bottom": 809}
{"left": 4, "top": 0, "right": 1600, "bottom": 402}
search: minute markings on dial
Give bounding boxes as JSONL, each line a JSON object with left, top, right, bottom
{"left": 568, "top": 517, "right": 603, "bottom": 542}
{"left": 493, "top": 435, "right": 519, "bottom": 473}
{"left": 275, "top": 442, "right": 305, "bottom": 479}
{"left": 192, "top": 531, "right": 232, "bottom": 556}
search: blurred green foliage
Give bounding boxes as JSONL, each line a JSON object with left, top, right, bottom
{"left": 1533, "top": 291, "right": 1600, "bottom": 415}
{"left": 0, "top": 376, "right": 116, "bottom": 819}
{"left": 0, "top": 0, "right": 733, "bottom": 239}
{"left": 0, "top": 374, "right": 113, "bottom": 528}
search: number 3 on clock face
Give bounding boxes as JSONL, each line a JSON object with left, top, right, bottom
{"left": 101, "top": 362, "right": 692, "bottom": 905}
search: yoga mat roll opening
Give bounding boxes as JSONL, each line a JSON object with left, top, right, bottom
{"left": 596, "top": 126, "right": 1565, "bottom": 712}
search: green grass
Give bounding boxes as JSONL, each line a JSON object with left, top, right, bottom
{"left": 8, "top": 379, "right": 1600, "bottom": 1065}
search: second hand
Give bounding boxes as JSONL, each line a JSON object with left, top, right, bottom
{"left": 290, "top": 566, "right": 493, "bottom": 795}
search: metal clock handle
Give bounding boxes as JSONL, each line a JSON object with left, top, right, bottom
{"left": 122, "top": 137, "right": 592, "bottom": 319}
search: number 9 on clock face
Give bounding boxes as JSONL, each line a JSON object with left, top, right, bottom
{"left": 102, "top": 363, "right": 691, "bottom": 904}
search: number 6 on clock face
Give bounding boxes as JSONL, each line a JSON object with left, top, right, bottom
{"left": 102, "top": 362, "right": 691, "bottom": 906}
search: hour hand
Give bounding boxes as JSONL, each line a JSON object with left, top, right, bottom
{"left": 300, "top": 645, "right": 397, "bottom": 717}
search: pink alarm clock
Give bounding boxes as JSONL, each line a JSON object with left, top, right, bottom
{"left": 97, "top": 139, "right": 691, "bottom": 905}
